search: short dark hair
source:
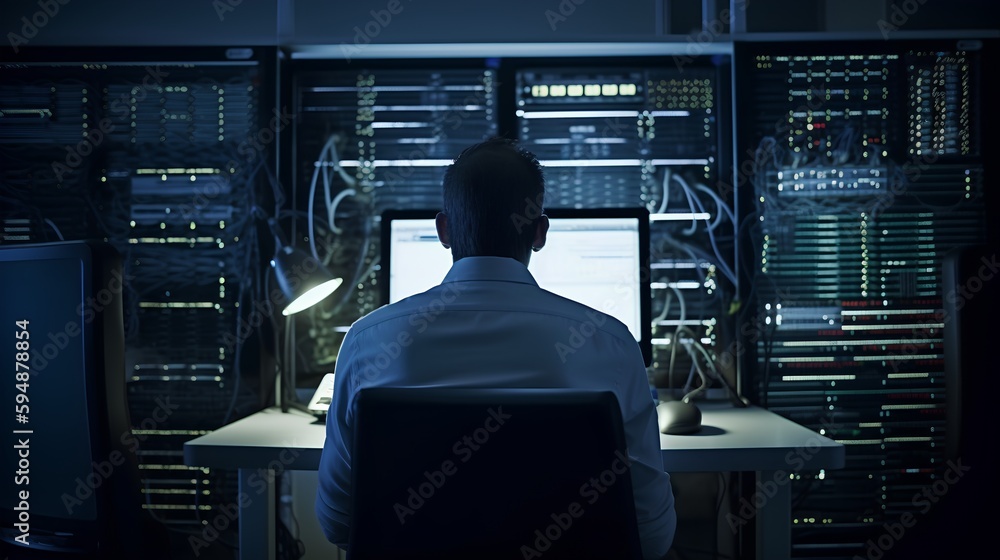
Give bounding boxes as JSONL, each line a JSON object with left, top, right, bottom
{"left": 442, "top": 137, "right": 545, "bottom": 262}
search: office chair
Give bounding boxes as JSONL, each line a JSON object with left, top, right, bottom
{"left": 347, "top": 387, "right": 644, "bottom": 560}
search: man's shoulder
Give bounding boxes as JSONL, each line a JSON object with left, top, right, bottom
{"left": 348, "top": 282, "right": 632, "bottom": 344}
{"left": 348, "top": 283, "right": 462, "bottom": 332}
{"left": 532, "top": 288, "right": 635, "bottom": 344}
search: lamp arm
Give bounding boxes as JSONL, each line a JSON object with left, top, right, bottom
{"left": 266, "top": 217, "right": 288, "bottom": 249}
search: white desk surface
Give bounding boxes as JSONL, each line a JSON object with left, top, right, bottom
{"left": 184, "top": 400, "right": 844, "bottom": 473}
{"left": 658, "top": 400, "right": 843, "bottom": 472}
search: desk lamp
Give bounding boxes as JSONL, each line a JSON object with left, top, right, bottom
{"left": 268, "top": 217, "right": 343, "bottom": 316}
{"left": 266, "top": 217, "right": 342, "bottom": 412}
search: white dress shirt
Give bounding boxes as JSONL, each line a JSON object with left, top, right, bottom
{"left": 316, "top": 256, "right": 676, "bottom": 559}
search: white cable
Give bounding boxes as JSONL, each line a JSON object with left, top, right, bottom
{"left": 670, "top": 285, "right": 687, "bottom": 325}
{"left": 674, "top": 174, "right": 737, "bottom": 284}
{"left": 657, "top": 167, "right": 671, "bottom": 214}
{"left": 654, "top": 288, "right": 672, "bottom": 324}
{"left": 328, "top": 188, "right": 356, "bottom": 235}
{"left": 44, "top": 218, "right": 64, "bottom": 240}
{"left": 322, "top": 140, "right": 335, "bottom": 236}
{"left": 676, "top": 325, "right": 714, "bottom": 401}
{"left": 678, "top": 325, "right": 720, "bottom": 380}
{"left": 327, "top": 139, "right": 357, "bottom": 187}
{"left": 681, "top": 345, "right": 711, "bottom": 401}
{"left": 308, "top": 168, "right": 321, "bottom": 260}
{"left": 695, "top": 183, "right": 736, "bottom": 229}
{"left": 308, "top": 136, "right": 338, "bottom": 260}
{"left": 676, "top": 175, "right": 700, "bottom": 236}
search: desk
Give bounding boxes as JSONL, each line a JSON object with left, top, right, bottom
{"left": 184, "top": 401, "right": 844, "bottom": 560}
{"left": 657, "top": 401, "right": 845, "bottom": 560}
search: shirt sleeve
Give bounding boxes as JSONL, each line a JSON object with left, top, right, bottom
{"left": 618, "top": 341, "right": 677, "bottom": 560}
{"left": 315, "top": 331, "right": 359, "bottom": 547}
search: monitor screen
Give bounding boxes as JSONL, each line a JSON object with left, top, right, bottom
{"left": 0, "top": 241, "right": 119, "bottom": 551}
{"left": 381, "top": 208, "right": 652, "bottom": 366}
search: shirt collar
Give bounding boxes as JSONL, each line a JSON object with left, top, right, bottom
{"left": 441, "top": 256, "right": 538, "bottom": 287}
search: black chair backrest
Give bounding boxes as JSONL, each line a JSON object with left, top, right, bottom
{"left": 348, "top": 387, "right": 643, "bottom": 560}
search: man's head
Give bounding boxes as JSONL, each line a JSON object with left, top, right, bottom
{"left": 436, "top": 137, "right": 548, "bottom": 266}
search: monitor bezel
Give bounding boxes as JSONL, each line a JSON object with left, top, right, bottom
{"left": 379, "top": 207, "right": 652, "bottom": 366}
{"left": 0, "top": 240, "right": 124, "bottom": 552}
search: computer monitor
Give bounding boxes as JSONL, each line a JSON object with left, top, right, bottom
{"left": 380, "top": 208, "right": 652, "bottom": 366}
{"left": 0, "top": 240, "right": 148, "bottom": 554}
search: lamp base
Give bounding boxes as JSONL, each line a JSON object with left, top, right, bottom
{"left": 280, "top": 398, "right": 315, "bottom": 415}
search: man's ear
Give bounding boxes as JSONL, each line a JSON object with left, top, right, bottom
{"left": 533, "top": 214, "right": 549, "bottom": 251}
{"left": 435, "top": 212, "right": 450, "bottom": 248}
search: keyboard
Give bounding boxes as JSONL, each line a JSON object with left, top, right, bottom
{"left": 307, "top": 373, "right": 336, "bottom": 416}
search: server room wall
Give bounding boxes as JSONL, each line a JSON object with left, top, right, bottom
{"left": 2, "top": 2, "right": 997, "bottom": 560}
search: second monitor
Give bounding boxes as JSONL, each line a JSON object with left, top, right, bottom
{"left": 380, "top": 208, "right": 652, "bottom": 366}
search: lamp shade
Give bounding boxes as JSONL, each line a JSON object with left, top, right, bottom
{"left": 270, "top": 245, "right": 343, "bottom": 316}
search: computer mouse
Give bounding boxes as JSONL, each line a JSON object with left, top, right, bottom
{"left": 657, "top": 399, "right": 702, "bottom": 435}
